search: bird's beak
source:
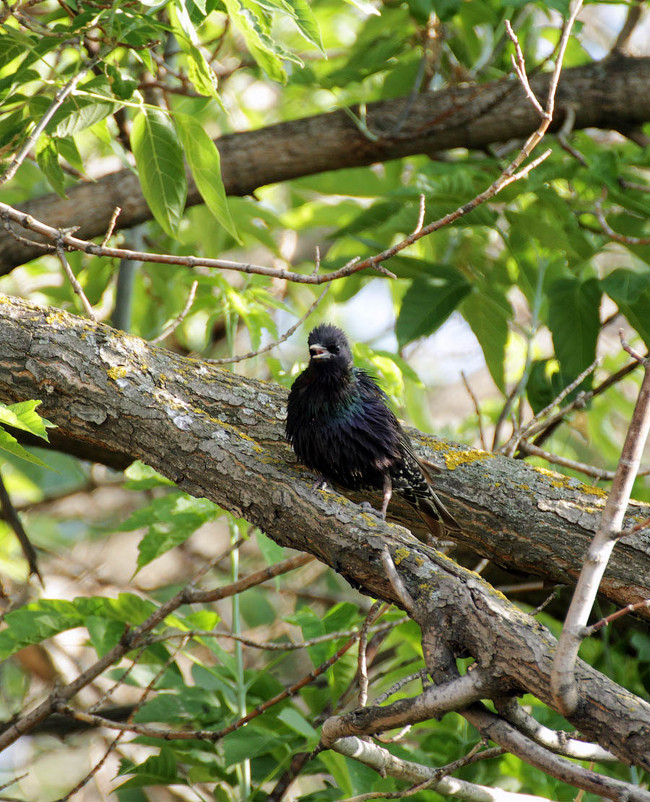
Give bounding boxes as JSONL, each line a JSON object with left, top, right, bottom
{"left": 309, "top": 344, "right": 330, "bottom": 359}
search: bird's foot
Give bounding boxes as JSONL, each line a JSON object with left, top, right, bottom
{"left": 313, "top": 475, "right": 329, "bottom": 491}
{"left": 359, "top": 501, "right": 385, "bottom": 520}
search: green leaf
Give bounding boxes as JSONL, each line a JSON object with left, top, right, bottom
{"left": 131, "top": 109, "right": 187, "bottom": 238}
{"left": 221, "top": 0, "right": 288, "bottom": 82}
{"left": 0, "top": 400, "right": 54, "bottom": 440}
{"left": 0, "top": 429, "right": 49, "bottom": 468}
{"left": 121, "top": 493, "right": 219, "bottom": 571}
{"left": 461, "top": 287, "right": 512, "bottom": 392}
{"left": 602, "top": 269, "right": 650, "bottom": 350}
{"left": 35, "top": 134, "right": 67, "bottom": 198}
{"left": 223, "top": 728, "right": 278, "bottom": 766}
{"left": 547, "top": 276, "right": 601, "bottom": 385}
{"left": 0, "top": 599, "right": 84, "bottom": 659}
{"left": 285, "top": 0, "right": 325, "bottom": 53}
{"left": 396, "top": 266, "right": 471, "bottom": 347}
{"left": 170, "top": 0, "right": 221, "bottom": 100}
{"left": 277, "top": 707, "right": 319, "bottom": 740}
{"left": 175, "top": 112, "right": 240, "bottom": 242}
{"left": 117, "top": 747, "right": 183, "bottom": 789}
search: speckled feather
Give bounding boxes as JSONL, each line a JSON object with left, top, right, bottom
{"left": 286, "top": 324, "right": 460, "bottom": 538}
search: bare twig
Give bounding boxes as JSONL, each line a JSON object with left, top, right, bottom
{"left": 331, "top": 736, "right": 534, "bottom": 802}
{"left": 531, "top": 358, "right": 642, "bottom": 448}
{"left": 460, "top": 370, "right": 487, "bottom": 450}
{"left": 595, "top": 199, "right": 650, "bottom": 246}
{"left": 101, "top": 206, "right": 122, "bottom": 247}
{"left": 556, "top": 104, "right": 587, "bottom": 165}
{"left": 0, "top": 553, "right": 314, "bottom": 751}
{"left": 150, "top": 280, "right": 198, "bottom": 344}
{"left": 0, "top": 470, "right": 42, "bottom": 583}
{"left": 551, "top": 335, "right": 650, "bottom": 715}
{"left": 517, "top": 440, "right": 641, "bottom": 481}
{"left": 501, "top": 358, "right": 599, "bottom": 455}
{"left": 0, "top": 57, "right": 100, "bottom": 187}
{"left": 505, "top": 20, "right": 544, "bottom": 116}
{"left": 618, "top": 514, "right": 650, "bottom": 539}
{"left": 358, "top": 601, "right": 387, "bottom": 707}
{"left": 206, "top": 285, "right": 329, "bottom": 364}
{"left": 412, "top": 194, "right": 426, "bottom": 236}
{"left": 56, "top": 241, "right": 97, "bottom": 321}
{"left": 145, "top": 619, "right": 398, "bottom": 651}
{"left": 585, "top": 599, "right": 650, "bottom": 635}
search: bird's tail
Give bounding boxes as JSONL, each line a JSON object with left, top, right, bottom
{"left": 415, "top": 491, "right": 462, "bottom": 540}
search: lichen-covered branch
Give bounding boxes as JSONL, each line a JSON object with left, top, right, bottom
{"left": 0, "top": 293, "right": 649, "bottom": 768}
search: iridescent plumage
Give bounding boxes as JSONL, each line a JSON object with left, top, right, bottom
{"left": 286, "top": 324, "right": 460, "bottom": 538}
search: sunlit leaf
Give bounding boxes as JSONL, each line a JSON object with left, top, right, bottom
{"left": 131, "top": 108, "right": 187, "bottom": 238}
{"left": 175, "top": 112, "right": 240, "bottom": 242}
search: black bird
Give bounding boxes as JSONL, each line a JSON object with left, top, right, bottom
{"left": 286, "top": 324, "right": 460, "bottom": 539}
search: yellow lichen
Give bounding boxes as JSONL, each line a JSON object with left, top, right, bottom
{"left": 393, "top": 547, "right": 411, "bottom": 565}
{"left": 107, "top": 366, "right": 128, "bottom": 380}
{"left": 532, "top": 466, "right": 607, "bottom": 498}
{"left": 445, "top": 449, "right": 493, "bottom": 470}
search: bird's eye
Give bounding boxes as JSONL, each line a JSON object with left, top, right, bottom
{"left": 330, "top": 345, "right": 340, "bottom": 354}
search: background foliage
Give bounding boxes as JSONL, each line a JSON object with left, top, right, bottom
{"left": 1, "top": 0, "right": 650, "bottom": 798}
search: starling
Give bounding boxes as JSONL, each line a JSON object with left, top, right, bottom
{"left": 286, "top": 324, "right": 460, "bottom": 539}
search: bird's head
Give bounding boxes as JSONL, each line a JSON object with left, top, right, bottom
{"left": 307, "top": 324, "right": 353, "bottom": 369}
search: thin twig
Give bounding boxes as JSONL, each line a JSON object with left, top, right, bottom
{"left": 460, "top": 370, "right": 487, "bottom": 450}
{"left": 502, "top": 357, "right": 599, "bottom": 452}
{"left": 144, "top": 619, "right": 397, "bottom": 651}
{"left": 618, "top": 514, "right": 650, "bottom": 539}
{"left": 586, "top": 599, "right": 650, "bottom": 636}
{"left": 0, "top": 57, "right": 100, "bottom": 186}
{"left": 358, "top": 601, "right": 387, "bottom": 707}
{"left": 150, "top": 280, "right": 198, "bottom": 344}
{"left": 412, "top": 194, "right": 426, "bottom": 235}
{"left": 206, "top": 286, "right": 329, "bottom": 365}
{"left": 505, "top": 20, "right": 544, "bottom": 116}
{"left": 101, "top": 206, "right": 121, "bottom": 247}
{"left": 556, "top": 104, "right": 587, "bottom": 165}
{"left": 595, "top": 199, "right": 650, "bottom": 246}
{"left": 0, "top": 470, "right": 42, "bottom": 583}
{"left": 517, "top": 440, "right": 644, "bottom": 482}
{"left": 56, "top": 241, "right": 97, "bottom": 321}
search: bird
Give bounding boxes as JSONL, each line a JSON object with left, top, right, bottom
{"left": 285, "top": 323, "right": 460, "bottom": 539}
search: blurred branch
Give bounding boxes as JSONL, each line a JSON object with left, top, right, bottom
{"left": 0, "top": 471, "right": 42, "bottom": 583}
{"left": 4, "top": 56, "right": 650, "bottom": 271}
{"left": 0, "top": 553, "right": 312, "bottom": 751}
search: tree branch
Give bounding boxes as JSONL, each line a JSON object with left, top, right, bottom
{"left": 3, "top": 56, "right": 650, "bottom": 270}
{"left": 0, "top": 294, "right": 649, "bottom": 771}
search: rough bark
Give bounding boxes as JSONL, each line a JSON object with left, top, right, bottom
{"left": 1, "top": 293, "right": 650, "bottom": 770}
{"left": 2, "top": 294, "right": 649, "bottom": 618}
{"left": 2, "top": 54, "right": 650, "bottom": 270}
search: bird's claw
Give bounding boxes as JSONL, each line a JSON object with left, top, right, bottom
{"left": 359, "top": 501, "right": 385, "bottom": 519}
{"left": 313, "top": 476, "right": 329, "bottom": 491}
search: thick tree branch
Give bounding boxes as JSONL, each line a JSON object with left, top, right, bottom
{"left": 1, "top": 294, "right": 649, "bottom": 617}
{"left": 2, "top": 55, "right": 650, "bottom": 270}
{"left": 0, "top": 294, "right": 649, "bottom": 771}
